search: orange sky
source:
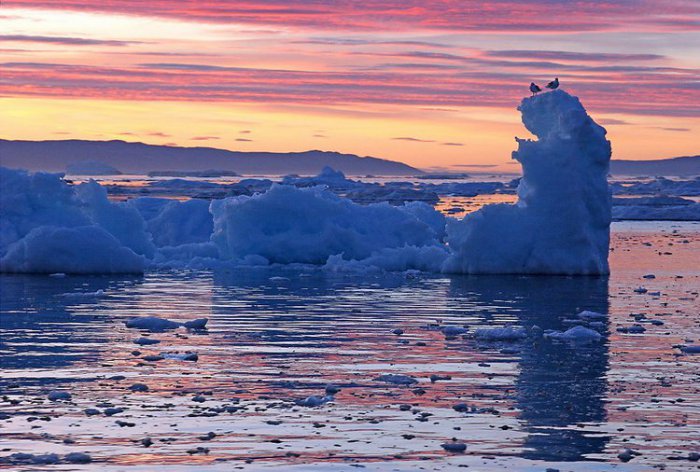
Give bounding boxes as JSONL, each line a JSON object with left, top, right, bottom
{"left": 0, "top": 2, "right": 698, "bottom": 170}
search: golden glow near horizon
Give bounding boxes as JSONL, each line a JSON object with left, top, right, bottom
{"left": 1, "top": 3, "right": 698, "bottom": 171}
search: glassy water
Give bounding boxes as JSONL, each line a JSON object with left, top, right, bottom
{"left": 1, "top": 224, "right": 699, "bottom": 471}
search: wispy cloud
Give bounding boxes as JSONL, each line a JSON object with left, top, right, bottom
{"left": 0, "top": 34, "right": 142, "bottom": 46}
{"left": 392, "top": 137, "right": 436, "bottom": 143}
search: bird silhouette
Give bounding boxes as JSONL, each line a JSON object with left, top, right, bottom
{"left": 529, "top": 82, "right": 542, "bottom": 96}
{"left": 546, "top": 78, "right": 559, "bottom": 90}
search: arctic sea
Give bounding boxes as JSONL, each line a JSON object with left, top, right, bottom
{"left": 1, "top": 172, "right": 699, "bottom": 471}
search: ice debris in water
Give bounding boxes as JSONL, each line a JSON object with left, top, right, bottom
{"left": 125, "top": 316, "right": 180, "bottom": 331}
{"left": 375, "top": 374, "right": 418, "bottom": 385}
{"left": 442, "top": 326, "right": 468, "bottom": 337}
{"left": 61, "top": 289, "right": 104, "bottom": 299}
{"left": 47, "top": 391, "right": 71, "bottom": 401}
{"left": 544, "top": 325, "right": 602, "bottom": 342}
{"left": 474, "top": 326, "right": 527, "bottom": 341}
{"left": 124, "top": 316, "right": 207, "bottom": 331}
{"left": 296, "top": 395, "right": 334, "bottom": 407}
{"left": 441, "top": 440, "right": 467, "bottom": 453}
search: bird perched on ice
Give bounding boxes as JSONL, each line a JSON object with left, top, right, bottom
{"left": 529, "top": 82, "right": 542, "bottom": 96}
{"left": 546, "top": 78, "right": 559, "bottom": 90}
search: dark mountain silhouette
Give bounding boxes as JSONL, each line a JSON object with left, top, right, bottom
{"left": 610, "top": 155, "right": 699, "bottom": 176}
{"left": 0, "top": 139, "right": 421, "bottom": 176}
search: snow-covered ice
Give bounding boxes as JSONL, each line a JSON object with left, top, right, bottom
{"left": 0, "top": 90, "right": 614, "bottom": 275}
{"left": 443, "top": 90, "right": 612, "bottom": 274}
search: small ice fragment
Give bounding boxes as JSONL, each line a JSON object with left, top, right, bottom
{"left": 183, "top": 318, "right": 208, "bottom": 329}
{"left": 627, "top": 324, "right": 646, "bottom": 334}
{"left": 442, "top": 326, "right": 468, "bottom": 337}
{"left": 375, "top": 374, "right": 418, "bottom": 385}
{"left": 125, "top": 316, "right": 180, "bottom": 331}
{"left": 134, "top": 337, "right": 160, "bottom": 345}
{"left": 441, "top": 440, "right": 467, "bottom": 453}
{"left": 128, "top": 383, "right": 149, "bottom": 392}
{"left": 64, "top": 452, "right": 92, "bottom": 464}
{"left": 48, "top": 391, "right": 71, "bottom": 401}
{"left": 474, "top": 326, "right": 527, "bottom": 341}
{"left": 617, "top": 448, "right": 639, "bottom": 462}
{"left": 49, "top": 273, "right": 67, "bottom": 278}
{"left": 544, "top": 326, "right": 602, "bottom": 342}
{"left": 142, "top": 355, "right": 164, "bottom": 362}
{"left": 62, "top": 289, "right": 104, "bottom": 299}
{"left": 577, "top": 310, "right": 606, "bottom": 320}
{"left": 269, "top": 276, "right": 290, "bottom": 283}
{"left": 9, "top": 453, "right": 60, "bottom": 464}
{"left": 296, "top": 395, "right": 334, "bottom": 407}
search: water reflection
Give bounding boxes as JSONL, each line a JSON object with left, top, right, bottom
{"left": 450, "top": 275, "right": 610, "bottom": 461}
{"left": 0, "top": 275, "right": 142, "bottom": 379}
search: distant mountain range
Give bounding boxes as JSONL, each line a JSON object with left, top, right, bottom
{"left": 0, "top": 139, "right": 420, "bottom": 176}
{"left": 1, "top": 139, "right": 697, "bottom": 177}
{"left": 610, "top": 155, "right": 700, "bottom": 176}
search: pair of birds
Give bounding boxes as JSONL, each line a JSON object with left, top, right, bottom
{"left": 529, "top": 78, "right": 558, "bottom": 96}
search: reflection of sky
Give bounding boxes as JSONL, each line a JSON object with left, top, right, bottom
{"left": 0, "top": 228, "right": 698, "bottom": 467}
{"left": 0, "top": 1, "right": 698, "bottom": 169}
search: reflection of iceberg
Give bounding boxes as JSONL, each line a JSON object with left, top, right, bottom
{"left": 449, "top": 275, "right": 610, "bottom": 461}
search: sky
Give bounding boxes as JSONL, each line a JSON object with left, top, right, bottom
{"left": 0, "top": 1, "right": 699, "bottom": 171}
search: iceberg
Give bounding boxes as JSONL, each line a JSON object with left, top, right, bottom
{"left": 0, "top": 90, "right": 615, "bottom": 275}
{"left": 210, "top": 184, "right": 444, "bottom": 265}
{"left": 443, "top": 90, "right": 612, "bottom": 275}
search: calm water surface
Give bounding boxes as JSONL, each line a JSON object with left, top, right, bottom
{"left": 1, "top": 223, "right": 699, "bottom": 471}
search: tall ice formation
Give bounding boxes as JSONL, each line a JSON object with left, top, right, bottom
{"left": 443, "top": 89, "right": 612, "bottom": 274}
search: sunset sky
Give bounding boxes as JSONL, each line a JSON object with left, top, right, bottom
{"left": 1, "top": 1, "right": 698, "bottom": 170}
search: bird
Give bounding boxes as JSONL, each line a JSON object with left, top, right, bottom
{"left": 529, "top": 82, "right": 542, "bottom": 96}
{"left": 546, "top": 77, "right": 559, "bottom": 90}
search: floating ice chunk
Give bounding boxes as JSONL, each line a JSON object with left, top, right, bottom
{"left": 1, "top": 225, "right": 146, "bottom": 274}
{"left": 8, "top": 453, "right": 60, "bottom": 465}
{"left": 64, "top": 452, "right": 92, "bottom": 464}
{"left": 162, "top": 352, "right": 199, "bottom": 361}
{"left": 545, "top": 325, "right": 602, "bottom": 342}
{"left": 442, "top": 326, "right": 468, "bottom": 337}
{"left": 375, "top": 374, "right": 418, "bottom": 385}
{"left": 211, "top": 184, "right": 444, "bottom": 265}
{"left": 47, "top": 390, "right": 72, "bottom": 401}
{"left": 183, "top": 318, "right": 208, "bottom": 329}
{"left": 577, "top": 310, "right": 606, "bottom": 320}
{"left": 474, "top": 326, "right": 527, "bottom": 341}
{"left": 145, "top": 198, "right": 213, "bottom": 247}
{"left": 128, "top": 383, "right": 149, "bottom": 392}
{"left": 296, "top": 395, "right": 334, "bottom": 407}
{"left": 441, "top": 441, "right": 467, "bottom": 453}
{"left": 443, "top": 90, "right": 611, "bottom": 275}
{"left": 61, "top": 289, "right": 104, "bottom": 299}
{"left": 680, "top": 345, "right": 700, "bottom": 354}
{"left": 125, "top": 316, "right": 180, "bottom": 331}
{"left": 134, "top": 337, "right": 160, "bottom": 345}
